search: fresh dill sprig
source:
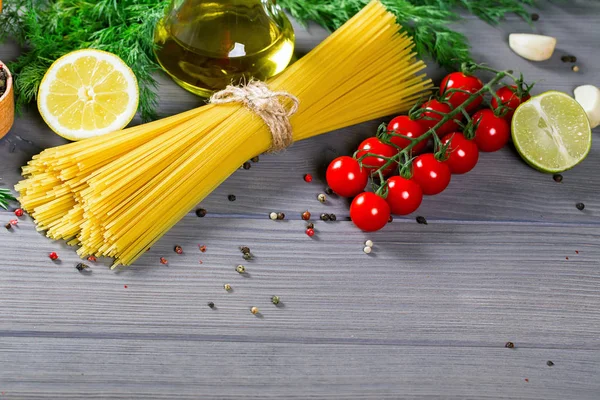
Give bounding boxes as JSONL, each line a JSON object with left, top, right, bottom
{"left": 0, "top": 188, "right": 16, "bottom": 210}
{"left": 0, "top": 0, "right": 537, "bottom": 120}
{"left": 0, "top": 0, "right": 169, "bottom": 121}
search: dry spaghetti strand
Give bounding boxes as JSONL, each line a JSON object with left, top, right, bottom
{"left": 17, "top": 0, "right": 432, "bottom": 267}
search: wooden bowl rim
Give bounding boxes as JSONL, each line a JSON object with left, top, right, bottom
{"left": 0, "top": 61, "right": 13, "bottom": 104}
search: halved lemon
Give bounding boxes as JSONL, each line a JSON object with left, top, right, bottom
{"left": 38, "top": 49, "right": 139, "bottom": 141}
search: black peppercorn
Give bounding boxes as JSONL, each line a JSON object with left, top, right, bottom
{"left": 505, "top": 342, "right": 515, "bottom": 349}
{"left": 306, "top": 223, "right": 314, "bottom": 229}
{"left": 329, "top": 213, "right": 337, "bottom": 221}
{"left": 208, "top": 302, "right": 215, "bottom": 309}
{"left": 240, "top": 246, "right": 250, "bottom": 254}
{"left": 320, "top": 213, "right": 330, "bottom": 221}
{"left": 4, "top": 223, "right": 11, "bottom": 230}
{"left": 416, "top": 216, "right": 427, "bottom": 225}
{"left": 196, "top": 208, "right": 207, "bottom": 217}
{"left": 243, "top": 162, "right": 251, "bottom": 170}
{"left": 576, "top": 202, "right": 585, "bottom": 211}
{"left": 75, "top": 263, "right": 89, "bottom": 272}
{"left": 251, "top": 156, "right": 259, "bottom": 163}
{"left": 325, "top": 187, "right": 334, "bottom": 195}
{"left": 553, "top": 174, "right": 563, "bottom": 183}
{"left": 228, "top": 194, "right": 236, "bottom": 201}
{"left": 277, "top": 212, "right": 285, "bottom": 220}
{"left": 546, "top": 360, "right": 554, "bottom": 366}
{"left": 569, "top": 56, "right": 577, "bottom": 63}
{"left": 530, "top": 13, "right": 539, "bottom": 21}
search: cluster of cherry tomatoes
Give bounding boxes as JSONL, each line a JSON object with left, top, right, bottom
{"left": 326, "top": 71, "right": 531, "bottom": 232}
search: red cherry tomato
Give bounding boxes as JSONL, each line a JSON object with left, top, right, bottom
{"left": 472, "top": 109, "right": 511, "bottom": 152}
{"left": 387, "top": 115, "right": 428, "bottom": 154}
{"left": 491, "top": 85, "right": 531, "bottom": 121}
{"left": 440, "top": 72, "right": 484, "bottom": 113}
{"left": 350, "top": 192, "right": 391, "bottom": 232}
{"left": 419, "top": 99, "right": 461, "bottom": 136}
{"left": 326, "top": 156, "right": 369, "bottom": 197}
{"left": 385, "top": 176, "right": 423, "bottom": 215}
{"left": 411, "top": 153, "right": 451, "bottom": 195}
{"left": 356, "top": 137, "right": 397, "bottom": 174}
{"left": 441, "top": 133, "right": 479, "bottom": 174}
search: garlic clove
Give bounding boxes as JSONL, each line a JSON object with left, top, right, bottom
{"left": 574, "top": 85, "right": 600, "bottom": 129}
{"left": 508, "top": 34, "right": 557, "bottom": 61}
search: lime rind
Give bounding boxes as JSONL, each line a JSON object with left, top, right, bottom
{"left": 511, "top": 90, "right": 591, "bottom": 173}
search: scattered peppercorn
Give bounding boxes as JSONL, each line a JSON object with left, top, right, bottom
{"left": 320, "top": 213, "right": 330, "bottom": 221}
{"left": 546, "top": 360, "right": 554, "bottom": 366}
{"left": 416, "top": 216, "right": 428, "bottom": 225}
{"left": 505, "top": 342, "right": 515, "bottom": 349}
{"left": 304, "top": 173, "right": 313, "bottom": 182}
{"left": 524, "top": 378, "right": 529, "bottom": 382}
{"left": 317, "top": 193, "right": 326, "bottom": 203}
{"left": 561, "top": 55, "right": 570, "bottom": 63}
{"left": 4, "top": 223, "right": 11, "bottom": 230}
{"left": 174, "top": 245, "right": 183, "bottom": 254}
{"left": 572, "top": 65, "right": 580, "bottom": 72}
{"left": 301, "top": 211, "right": 311, "bottom": 220}
{"left": 306, "top": 223, "right": 314, "bottom": 229}
{"left": 75, "top": 263, "right": 89, "bottom": 272}
{"left": 87, "top": 256, "right": 97, "bottom": 262}
{"left": 243, "top": 162, "right": 251, "bottom": 170}
{"left": 243, "top": 253, "right": 252, "bottom": 260}
{"left": 388, "top": 215, "right": 393, "bottom": 223}
{"left": 306, "top": 228, "right": 315, "bottom": 237}
{"left": 208, "top": 302, "right": 215, "bottom": 309}
{"left": 14, "top": 208, "right": 24, "bottom": 217}
{"left": 271, "top": 296, "right": 280, "bottom": 305}
{"left": 325, "top": 187, "right": 334, "bottom": 195}
{"left": 199, "top": 245, "right": 207, "bottom": 253}
{"left": 251, "top": 306, "right": 259, "bottom": 315}
{"left": 236, "top": 265, "right": 246, "bottom": 274}
{"left": 553, "top": 174, "right": 563, "bottom": 183}
{"left": 269, "top": 212, "right": 278, "bottom": 220}
{"left": 277, "top": 212, "right": 285, "bottom": 220}
{"left": 160, "top": 257, "right": 168, "bottom": 265}
{"left": 566, "top": 257, "right": 569, "bottom": 260}
{"left": 569, "top": 56, "right": 577, "bottom": 62}
{"left": 224, "top": 284, "right": 232, "bottom": 291}
{"left": 576, "top": 202, "right": 585, "bottom": 211}
{"left": 10, "top": 219, "right": 18, "bottom": 226}
{"left": 530, "top": 12, "right": 539, "bottom": 21}
{"left": 49, "top": 252, "right": 59, "bottom": 261}
{"left": 365, "top": 240, "right": 374, "bottom": 247}
{"left": 228, "top": 194, "right": 236, "bottom": 201}
{"left": 240, "top": 246, "right": 250, "bottom": 254}
{"left": 363, "top": 246, "right": 372, "bottom": 254}
{"left": 575, "top": 250, "right": 579, "bottom": 254}
{"left": 329, "top": 213, "right": 336, "bottom": 221}
{"left": 124, "top": 285, "right": 128, "bottom": 289}
{"left": 251, "top": 156, "right": 260, "bottom": 163}
{"left": 196, "top": 208, "right": 207, "bottom": 217}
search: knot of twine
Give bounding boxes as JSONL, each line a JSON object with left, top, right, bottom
{"left": 209, "top": 80, "right": 299, "bottom": 152}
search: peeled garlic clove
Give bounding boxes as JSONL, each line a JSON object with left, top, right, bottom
{"left": 508, "top": 34, "right": 556, "bottom": 61}
{"left": 574, "top": 85, "right": 600, "bottom": 129}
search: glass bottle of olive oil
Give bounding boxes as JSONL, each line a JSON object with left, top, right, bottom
{"left": 154, "top": 0, "right": 295, "bottom": 97}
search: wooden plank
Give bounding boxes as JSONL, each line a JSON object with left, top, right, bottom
{"left": 0, "top": 338, "right": 598, "bottom": 399}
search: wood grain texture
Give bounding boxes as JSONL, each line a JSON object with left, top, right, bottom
{"left": 1, "top": 0, "right": 600, "bottom": 398}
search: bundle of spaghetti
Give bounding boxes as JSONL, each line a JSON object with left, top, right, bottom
{"left": 16, "top": 0, "right": 432, "bottom": 267}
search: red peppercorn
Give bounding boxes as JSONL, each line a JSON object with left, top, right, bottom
{"left": 301, "top": 211, "right": 311, "bottom": 220}
{"left": 174, "top": 245, "right": 183, "bottom": 254}
{"left": 304, "top": 174, "right": 313, "bottom": 183}
{"left": 306, "top": 228, "right": 315, "bottom": 237}
{"left": 160, "top": 257, "right": 168, "bottom": 265}
{"left": 9, "top": 219, "right": 18, "bottom": 226}
{"left": 49, "top": 252, "right": 59, "bottom": 260}
{"left": 87, "top": 256, "right": 97, "bottom": 262}
{"left": 199, "top": 245, "right": 207, "bottom": 253}
{"left": 14, "top": 208, "right": 24, "bottom": 217}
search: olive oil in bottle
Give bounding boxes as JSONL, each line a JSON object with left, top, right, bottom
{"left": 154, "top": 0, "right": 295, "bottom": 97}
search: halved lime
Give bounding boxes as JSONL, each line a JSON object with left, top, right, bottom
{"left": 512, "top": 91, "right": 591, "bottom": 173}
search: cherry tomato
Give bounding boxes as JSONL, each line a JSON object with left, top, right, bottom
{"left": 385, "top": 176, "right": 423, "bottom": 215}
{"left": 350, "top": 192, "right": 391, "bottom": 232}
{"left": 387, "top": 116, "right": 428, "bottom": 154}
{"left": 491, "top": 85, "right": 531, "bottom": 121}
{"left": 472, "top": 109, "right": 510, "bottom": 152}
{"left": 419, "top": 99, "right": 461, "bottom": 136}
{"left": 439, "top": 72, "right": 484, "bottom": 113}
{"left": 356, "top": 137, "right": 397, "bottom": 174}
{"left": 441, "top": 133, "right": 479, "bottom": 174}
{"left": 411, "top": 153, "right": 451, "bottom": 195}
{"left": 326, "top": 156, "right": 369, "bottom": 197}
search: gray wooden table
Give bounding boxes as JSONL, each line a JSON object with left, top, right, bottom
{"left": 1, "top": 2, "right": 600, "bottom": 399}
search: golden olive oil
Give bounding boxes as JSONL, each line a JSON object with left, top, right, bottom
{"left": 154, "top": 0, "right": 295, "bottom": 97}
